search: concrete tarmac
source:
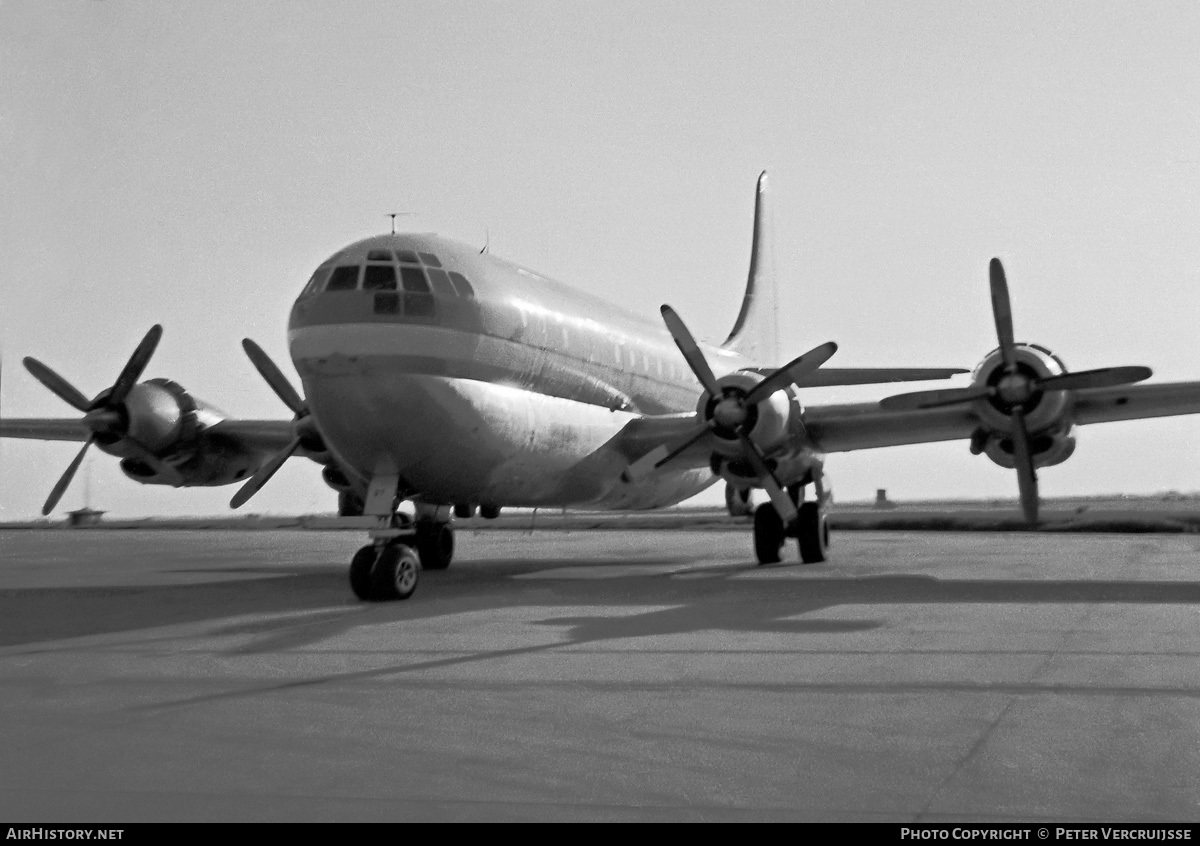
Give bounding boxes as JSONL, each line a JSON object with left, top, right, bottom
{"left": 1, "top": 528, "right": 1199, "bottom": 822}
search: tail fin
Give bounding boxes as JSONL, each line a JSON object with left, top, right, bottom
{"left": 722, "top": 171, "right": 780, "bottom": 365}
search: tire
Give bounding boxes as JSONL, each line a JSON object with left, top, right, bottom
{"left": 371, "top": 544, "right": 421, "bottom": 600}
{"left": 753, "top": 503, "right": 785, "bottom": 564}
{"left": 416, "top": 522, "right": 454, "bottom": 571}
{"left": 797, "top": 502, "right": 830, "bottom": 564}
{"left": 349, "top": 544, "right": 377, "bottom": 600}
{"left": 725, "top": 484, "right": 752, "bottom": 517}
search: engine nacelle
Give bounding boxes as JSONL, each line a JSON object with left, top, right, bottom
{"left": 119, "top": 430, "right": 262, "bottom": 487}
{"left": 699, "top": 369, "right": 799, "bottom": 458}
{"left": 980, "top": 425, "right": 1077, "bottom": 470}
{"left": 969, "top": 344, "right": 1072, "bottom": 434}
{"left": 94, "top": 378, "right": 201, "bottom": 460}
{"left": 87, "top": 378, "right": 260, "bottom": 488}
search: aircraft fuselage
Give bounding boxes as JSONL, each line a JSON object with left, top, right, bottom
{"left": 287, "top": 233, "right": 760, "bottom": 509}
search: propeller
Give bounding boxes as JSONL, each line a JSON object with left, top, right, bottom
{"left": 22, "top": 325, "right": 164, "bottom": 515}
{"left": 628, "top": 305, "right": 837, "bottom": 527}
{"left": 880, "top": 258, "right": 1152, "bottom": 524}
{"left": 230, "top": 339, "right": 314, "bottom": 509}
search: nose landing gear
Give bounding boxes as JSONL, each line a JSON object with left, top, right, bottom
{"left": 347, "top": 485, "right": 458, "bottom": 600}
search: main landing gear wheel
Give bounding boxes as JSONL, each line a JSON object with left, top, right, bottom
{"left": 416, "top": 522, "right": 454, "bottom": 571}
{"left": 726, "top": 484, "right": 752, "bottom": 517}
{"left": 753, "top": 503, "right": 785, "bottom": 564}
{"left": 371, "top": 543, "right": 421, "bottom": 601}
{"left": 797, "top": 502, "right": 830, "bottom": 564}
{"left": 349, "top": 544, "right": 377, "bottom": 600}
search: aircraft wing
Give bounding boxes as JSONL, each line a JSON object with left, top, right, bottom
{"left": 791, "top": 367, "right": 968, "bottom": 387}
{"left": 1072, "top": 382, "right": 1200, "bottom": 425}
{"left": 805, "top": 381, "right": 1200, "bottom": 453}
{"left": 0, "top": 417, "right": 297, "bottom": 451}
{"left": 803, "top": 403, "right": 979, "bottom": 452}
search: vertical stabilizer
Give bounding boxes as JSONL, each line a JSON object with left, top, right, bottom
{"left": 722, "top": 171, "right": 780, "bottom": 365}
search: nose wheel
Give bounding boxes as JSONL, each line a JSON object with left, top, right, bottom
{"left": 349, "top": 541, "right": 421, "bottom": 601}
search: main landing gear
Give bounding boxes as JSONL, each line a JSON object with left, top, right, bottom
{"left": 348, "top": 483, "right": 457, "bottom": 601}
{"left": 752, "top": 484, "right": 830, "bottom": 566}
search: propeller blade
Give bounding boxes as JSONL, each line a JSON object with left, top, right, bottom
{"left": 42, "top": 436, "right": 94, "bottom": 516}
{"left": 744, "top": 342, "right": 839, "bottom": 405}
{"left": 621, "top": 423, "right": 712, "bottom": 483}
{"left": 243, "top": 339, "right": 306, "bottom": 417}
{"left": 660, "top": 305, "right": 721, "bottom": 397}
{"left": 1009, "top": 408, "right": 1039, "bottom": 525}
{"left": 738, "top": 433, "right": 798, "bottom": 526}
{"left": 109, "top": 325, "right": 163, "bottom": 406}
{"left": 1036, "top": 366, "right": 1152, "bottom": 393}
{"left": 879, "top": 385, "right": 995, "bottom": 411}
{"left": 22, "top": 358, "right": 91, "bottom": 412}
{"left": 230, "top": 437, "right": 302, "bottom": 509}
{"left": 989, "top": 258, "right": 1018, "bottom": 372}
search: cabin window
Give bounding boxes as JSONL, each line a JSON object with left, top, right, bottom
{"left": 395, "top": 249, "right": 420, "bottom": 264}
{"left": 448, "top": 271, "right": 475, "bottom": 299}
{"left": 425, "top": 268, "right": 456, "bottom": 298}
{"left": 367, "top": 249, "right": 393, "bottom": 261}
{"left": 401, "top": 266, "right": 435, "bottom": 316}
{"left": 363, "top": 264, "right": 397, "bottom": 291}
{"left": 418, "top": 252, "right": 442, "bottom": 267}
{"left": 301, "top": 267, "right": 332, "bottom": 297}
{"left": 326, "top": 265, "right": 360, "bottom": 291}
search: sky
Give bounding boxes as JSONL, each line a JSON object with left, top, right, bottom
{"left": 2, "top": 0, "right": 1200, "bottom": 519}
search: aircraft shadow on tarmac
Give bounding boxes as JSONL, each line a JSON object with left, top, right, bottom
{"left": 5, "top": 555, "right": 1200, "bottom": 662}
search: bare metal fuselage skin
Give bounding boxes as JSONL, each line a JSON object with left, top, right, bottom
{"left": 287, "top": 233, "right": 756, "bottom": 509}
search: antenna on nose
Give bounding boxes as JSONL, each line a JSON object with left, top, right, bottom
{"left": 387, "top": 212, "right": 416, "bottom": 235}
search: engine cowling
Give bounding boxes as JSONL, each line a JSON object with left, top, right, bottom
{"left": 697, "top": 369, "right": 822, "bottom": 490}
{"left": 119, "top": 431, "right": 261, "bottom": 487}
{"left": 965, "top": 344, "right": 1080, "bottom": 471}
{"left": 89, "top": 378, "right": 259, "bottom": 488}
{"left": 968, "top": 344, "right": 1072, "bottom": 434}
{"left": 979, "top": 424, "right": 1077, "bottom": 470}
{"left": 699, "top": 369, "right": 798, "bottom": 457}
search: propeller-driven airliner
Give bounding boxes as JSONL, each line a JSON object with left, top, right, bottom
{"left": 6, "top": 172, "right": 1200, "bottom": 601}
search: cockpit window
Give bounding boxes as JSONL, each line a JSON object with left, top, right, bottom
{"left": 448, "top": 271, "right": 475, "bottom": 299}
{"left": 326, "top": 265, "right": 360, "bottom": 291}
{"left": 400, "top": 266, "right": 430, "bottom": 293}
{"left": 425, "top": 268, "right": 456, "bottom": 297}
{"left": 418, "top": 252, "right": 442, "bottom": 268}
{"left": 301, "top": 267, "right": 332, "bottom": 297}
{"left": 400, "top": 266, "right": 435, "bottom": 316}
{"left": 395, "top": 250, "right": 420, "bottom": 264}
{"left": 363, "top": 264, "right": 397, "bottom": 291}
{"left": 367, "top": 249, "right": 393, "bottom": 261}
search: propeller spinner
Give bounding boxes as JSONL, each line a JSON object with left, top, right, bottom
{"left": 627, "top": 305, "right": 836, "bottom": 527}
{"left": 22, "top": 325, "right": 164, "bottom": 516}
{"left": 880, "top": 258, "right": 1151, "bottom": 524}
